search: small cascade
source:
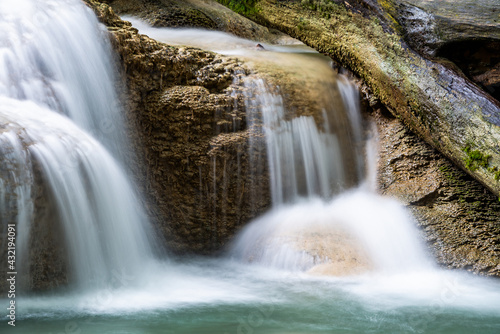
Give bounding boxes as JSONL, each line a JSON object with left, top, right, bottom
{"left": 242, "top": 78, "right": 355, "bottom": 205}
{"left": 122, "top": 17, "right": 433, "bottom": 276}
{"left": 337, "top": 74, "right": 365, "bottom": 181}
{"left": 230, "top": 72, "right": 433, "bottom": 275}
{"left": 0, "top": 0, "right": 155, "bottom": 290}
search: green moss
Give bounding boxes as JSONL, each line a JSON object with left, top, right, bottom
{"left": 488, "top": 166, "right": 500, "bottom": 181}
{"left": 463, "top": 145, "right": 490, "bottom": 171}
{"left": 439, "top": 165, "right": 455, "bottom": 180}
{"left": 216, "top": 0, "right": 258, "bottom": 16}
{"left": 300, "top": 0, "right": 344, "bottom": 19}
{"left": 377, "top": 0, "right": 403, "bottom": 33}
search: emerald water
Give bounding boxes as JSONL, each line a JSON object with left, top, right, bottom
{"left": 1, "top": 1, "right": 500, "bottom": 333}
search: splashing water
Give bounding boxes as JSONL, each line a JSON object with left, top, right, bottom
{"left": 229, "top": 75, "right": 433, "bottom": 275}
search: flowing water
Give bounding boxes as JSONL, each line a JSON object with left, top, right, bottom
{"left": 0, "top": 0, "right": 155, "bottom": 290}
{"left": 0, "top": 4, "right": 499, "bottom": 334}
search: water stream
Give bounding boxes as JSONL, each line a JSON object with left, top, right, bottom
{"left": 0, "top": 0, "right": 155, "bottom": 290}
{"left": 0, "top": 4, "right": 499, "bottom": 333}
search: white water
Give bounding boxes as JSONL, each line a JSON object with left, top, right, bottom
{"left": 0, "top": 0, "right": 154, "bottom": 289}
{"left": 0, "top": 0, "right": 126, "bottom": 154}
{"left": 230, "top": 191, "right": 433, "bottom": 274}
{"left": 243, "top": 78, "right": 348, "bottom": 204}
{"left": 230, "top": 74, "right": 432, "bottom": 275}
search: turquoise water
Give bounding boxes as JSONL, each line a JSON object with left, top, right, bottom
{"left": 3, "top": 259, "right": 500, "bottom": 334}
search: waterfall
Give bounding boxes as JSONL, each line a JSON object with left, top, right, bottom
{"left": 0, "top": 0, "right": 126, "bottom": 154}
{"left": 230, "top": 73, "right": 433, "bottom": 275}
{"left": 0, "top": 0, "right": 154, "bottom": 289}
{"left": 245, "top": 73, "right": 363, "bottom": 206}
{"left": 242, "top": 78, "right": 356, "bottom": 205}
{"left": 0, "top": 12, "right": 497, "bottom": 333}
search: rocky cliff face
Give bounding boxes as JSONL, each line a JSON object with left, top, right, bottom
{"left": 85, "top": 0, "right": 272, "bottom": 254}
{"left": 369, "top": 106, "right": 500, "bottom": 276}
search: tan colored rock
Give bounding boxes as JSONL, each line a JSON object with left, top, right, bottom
{"left": 299, "top": 227, "right": 373, "bottom": 276}
{"left": 83, "top": 0, "right": 271, "bottom": 253}
{"left": 101, "top": 0, "right": 294, "bottom": 43}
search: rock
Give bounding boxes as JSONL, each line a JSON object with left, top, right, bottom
{"left": 393, "top": 0, "right": 500, "bottom": 56}
{"left": 101, "top": 0, "right": 295, "bottom": 44}
{"left": 370, "top": 107, "right": 500, "bottom": 277}
{"left": 83, "top": 0, "right": 271, "bottom": 253}
{"left": 0, "top": 150, "right": 69, "bottom": 293}
{"left": 302, "top": 227, "right": 373, "bottom": 277}
{"left": 392, "top": 0, "right": 500, "bottom": 104}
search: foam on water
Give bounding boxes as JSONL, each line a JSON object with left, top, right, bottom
{"left": 229, "top": 190, "right": 433, "bottom": 274}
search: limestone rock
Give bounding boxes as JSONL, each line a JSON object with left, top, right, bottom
{"left": 84, "top": 0, "right": 272, "bottom": 253}
{"left": 371, "top": 108, "right": 500, "bottom": 277}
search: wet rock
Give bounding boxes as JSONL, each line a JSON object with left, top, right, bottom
{"left": 101, "top": 0, "right": 295, "bottom": 44}
{"left": 302, "top": 227, "right": 373, "bottom": 277}
{"left": 0, "top": 155, "right": 68, "bottom": 292}
{"left": 370, "top": 108, "right": 500, "bottom": 277}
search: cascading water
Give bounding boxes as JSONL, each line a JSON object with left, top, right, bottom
{"left": 242, "top": 78, "right": 348, "bottom": 205}
{"left": 1, "top": 9, "right": 499, "bottom": 334}
{"left": 0, "top": 0, "right": 154, "bottom": 290}
{"left": 229, "top": 74, "right": 433, "bottom": 275}
{"left": 0, "top": 0, "right": 127, "bottom": 154}
{"left": 125, "top": 16, "right": 491, "bottom": 281}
